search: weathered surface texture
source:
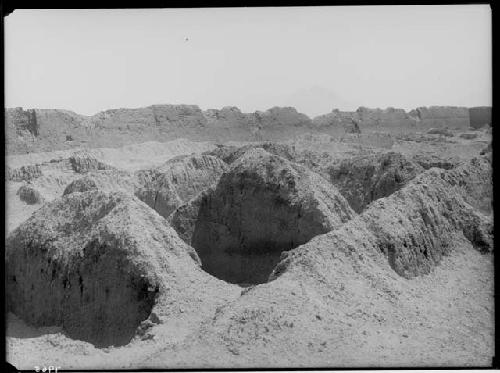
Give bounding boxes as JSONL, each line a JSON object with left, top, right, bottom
{"left": 16, "top": 184, "right": 44, "bottom": 204}
{"left": 69, "top": 150, "right": 115, "bottom": 173}
{"left": 274, "top": 156, "right": 493, "bottom": 280}
{"left": 411, "top": 106, "right": 470, "bottom": 130}
{"left": 146, "top": 158, "right": 493, "bottom": 369}
{"left": 356, "top": 107, "right": 416, "bottom": 127}
{"left": 6, "top": 191, "right": 237, "bottom": 347}
{"left": 62, "top": 170, "right": 136, "bottom": 196}
{"left": 170, "top": 148, "right": 355, "bottom": 284}
{"left": 134, "top": 154, "right": 228, "bottom": 219}
{"left": 6, "top": 105, "right": 314, "bottom": 154}
{"left": 7, "top": 164, "right": 43, "bottom": 182}
{"left": 469, "top": 107, "right": 491, "bottom": 129}
{"left": 313, "top": 107, "right": 415, "bottom": 129}
{"left": 410, "top": 154, "right": 459, "bottom": 170}
{"left": 325, "top": 152, "right": 424, "bottom": 213}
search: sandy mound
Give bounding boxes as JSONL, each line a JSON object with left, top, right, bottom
{"left": 7, "top": 164, "right": 43, "bottom": 182}
{"left": 170, "top": 148, "right": 354, "bottom": 284}
{"left": 16, "top": 184, "right": 44, "bottom": 205}
{"left": 277, "top": 156, "right": 492, "bottom": 279}
{"left": 205, "top": 142, "right": 299, "bottom": 165}
{"left": 325, "top": 152, "right": 424, "bottom": 213}
{"left": 435, "top": 156, "right": 492, "bottom": 215}
{"left": 206, "top": 144, "right": 423, "bottom": 214}
{"left": 63, "top": 177, "right": 99, "bottom": 195}
{"left": 6, "top": 190, "right": 239, "bottom": 348}
{"left": 134, "top": 154, "right": 228, "bottom": 219}
{"left": 69, "top": 150, "right": 116, "bottom": 173}
{"left": 142, "top": 156, "right": 493, "bottom": 368}
{"left": 62, "top": 170, "right": 137, "bottom": 196}
{"left": 410, "top": 153, "right": 459, "bottom": 170}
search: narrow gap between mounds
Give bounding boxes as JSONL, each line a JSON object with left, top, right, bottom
{"left": 186, "top": 189, "right": 329, "bottom": 286}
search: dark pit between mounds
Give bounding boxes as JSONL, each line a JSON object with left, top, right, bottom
{"left": 170, "top": 148, "right": 355, "bottom": 285}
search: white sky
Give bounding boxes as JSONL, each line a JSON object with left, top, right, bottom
{"left": 4, "top": 6, "right": 492, "bottom": 117}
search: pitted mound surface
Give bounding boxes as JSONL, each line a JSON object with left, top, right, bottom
{"left": 134, "top": 154, "right": 228, "bottom": 219}
{"left": 170, "top": 148, "right": 354, "bottom": 284}
{"left": 7, "top": 164, "right": 43, "bottom": 182}
{"left": 16, "top": 184, "right": 44, "bottom": 204}
{"left": 410, "top": 153, "right": 459, "bottom": 170}
{"left": 274, "top": 157, "right": 493, "bottom": 280}
{"left": 63, "top": 177, "right": 99, "bottom": 195}
{"left": 62, "top": 170, "right": 136, "bottom": 196}
{"left": 325, "top": 152, "right": 424, "bottom": 213}
{"left": 69, "top": 150, "right": 115, "bottom": 173}
{"left": 5, "top": 191, "right": 234, "bottom": 348}
{"left": 145, "top": 160, "right": 493, "bottom": 369}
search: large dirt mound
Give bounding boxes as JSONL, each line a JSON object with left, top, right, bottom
{"left": 6, "top": 191, "right": 238, "bottom": 348}
{"left": 276, "top": 156, "right": 492, "bottom": 280}
{"left": 62, "top": 170, "right": 137, "bottom": 196}
{"left": 325, "top": 152, "right": 424, "bottom": 213}
{"left": 134, "top": 154, "right": 228, "bottom": 219}
{"left": 170, "top": 148, "right": 355, "bottom": 284}
{"left": 410, "top": 153, "right": 459, "bottom": 170}
{"left": 16, "top": 184, "right": 44, "bottom": 204}
{"left": 6, "top": 164, "right": 43, "bottom": 182}
{"left": 205, "top": 142, "right": 299, "bottom": 165}
{"left": 206, "top": 144, "right": 423, "bottom": 214}
{"left": 142, "top": 158, "right": 493, "bottom": 368}
{"left": 69, "top": 150, "right": 116, "bottom": 173}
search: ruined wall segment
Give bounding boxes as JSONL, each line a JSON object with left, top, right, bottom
{"left": 469, "top": 106, "right": 491, "bottom": 129}
{"left": 411, "top": 106, "right": 470, "bottom": 130}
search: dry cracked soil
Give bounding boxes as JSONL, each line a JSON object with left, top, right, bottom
{"left": 4, "top": 108, "right": 494, "bottom": 369}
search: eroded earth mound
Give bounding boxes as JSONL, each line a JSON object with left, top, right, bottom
{"left": 6, "top": 191, "right": 238, "bottom": 348}
{"left": 170, "top": 148, "right": 355, "bottom": 284}
{"left": 5, "top": 112, "right": 494, "bottom": 368}
{"left": 325, "top": 152, "right": 424, "bottom": 213}
{"left": 134, "top": 154, "right": 228, "bottom": 219}
{"left": 16, "top": 184, "right": 44, "bottom": 204}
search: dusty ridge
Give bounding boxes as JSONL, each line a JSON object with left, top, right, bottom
{"left": 141, "top": 158, "right": 492, "bottom": 369}
{"left": 410, "top": 153, "right": 459, "bottom": 170}
{"left": 6, "top": 164, "right": 43, "bottom": 182}
{"left": 410, "top": 106, "right": 470, "bottom": 130}
{"left": 469, "top": 106, "right": 492, "bottom": 129}
{"left": 275, "top": 156, "right": 492, "bottom": 280}
{"left": 6, "top": 191, "right": 239, "bottom": 348}
{"left": 69, "top": 150, "right": 116, "bottom": 173}
{"left": 207, "top": 144, "right": 425, "bottom": 214}
{"left": 6, "top": 104, "right": 486, "bottom": 154}
{"left": 170, "top": 148, "right": 355, "bottom": 284}
{"left": 16, "top": 184, "right": 44, "bottom": 205}
{"left": 325, "top": 152, "right": 424, "bottom": 213}
{"left": 63, "top": 169, "right": 136, "bottom": 196}
{"left": 134, "top": 154, "right": 228, "bottom": 219}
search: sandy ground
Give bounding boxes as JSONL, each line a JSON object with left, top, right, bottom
{"left": 6, "top": 242, "right": 494, "bottom": 369}
{"left": 5, "top": 130, "right": 494, "bottom": 369}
